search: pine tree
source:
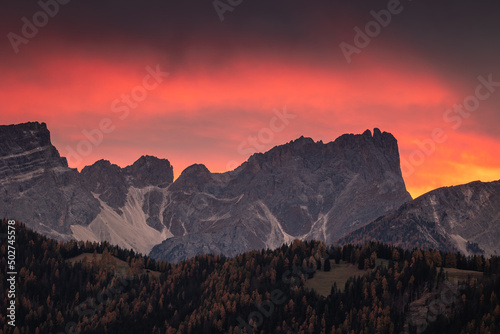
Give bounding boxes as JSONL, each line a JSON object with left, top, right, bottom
{"left": 324, "top": 258, "right": 331, "bottom": 272}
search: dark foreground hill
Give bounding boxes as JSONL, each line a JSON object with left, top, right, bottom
{"left": 1, "top": 219, "right": 500, "bottom": 334}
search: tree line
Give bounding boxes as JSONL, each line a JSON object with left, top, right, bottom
{"left": 1, "top": 219, "right": 499, "bottom": 333}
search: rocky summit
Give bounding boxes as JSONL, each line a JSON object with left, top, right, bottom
{"left": 0, "top": 122, "right": 100, "bottom": 238}
{"left": 0, "top": 122, "right": 174, "bottom": 254}
{"left": 151, "top": 128, "right": 412, "bottom": 262}
{"left": 2, "top": 122, "right": 414, "bottom": 262}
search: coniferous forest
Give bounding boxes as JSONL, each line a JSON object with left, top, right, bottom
{"left": 1, "top": 219, "right": 500, "bottom": 334}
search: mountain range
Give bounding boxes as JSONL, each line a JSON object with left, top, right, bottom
{"left": 1, "top": 122, "right": 498, "bottom": 262}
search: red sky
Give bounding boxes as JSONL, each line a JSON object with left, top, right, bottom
{"left": 1, "top": 0, "right": 499, "bottom": 199}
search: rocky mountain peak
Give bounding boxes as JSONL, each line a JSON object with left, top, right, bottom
{"left": 80, "top": 156, "right": 174, "bottom": 211}
{"left": 0, "top": 121, "right": 50, "bottom": 153}
{"left": 289, "top": 135, "right": 315, "bottom": 149}
{"left": 335, "top": 128, "right": 397, "bottom": 149}
{"left": 80, "top": 160, "right": 128, "bottom": 210}
{"left": 2, "top": 123, "right": 417, "bottom": 261}
{"left": 152, "top": 128, "right": 412, "bottom": 261}
{"left": 170, "top": 164, "right": 212, "bottom": 192}
{"left": 0, "top": 122, "right": 68, "bottom": 179}
{"left": 0, "top": 122, "right": 101, "bottom": 235}
{"left": 124, "top": 155, "right": 174, "bottom": 188}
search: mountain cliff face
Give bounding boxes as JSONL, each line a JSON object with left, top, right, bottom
{"left": 150, "top": 129, "right": 412, "bottom": 262}
{"left": 4, "top": 123, "right": 498, "bottom": 262}
{"left": 0, "top": 122, "right": 100, "bottom": 238}
{"left": 80, "top": 156, "right": 173, "bottom": 214}
{"left": 340, "top": 180, "right": 500, "bottom": 256}
{"left": 0, "top": 122, "right": 174, "bottom": 254}
{"left": 74, "top": 155, "right": 175, "bottom": 254}
{"left": 1, "top": 122, "right": 412, "bottom": 261}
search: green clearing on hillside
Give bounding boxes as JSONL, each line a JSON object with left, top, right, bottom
{"left": 305, "top": 262, "right": 367, "bottom": 297}
{"left": 443, "top": 267, "right": 484, "bottom": 284}
{"left": 67, "top": 252, "right": 161, "bottom": 278}
{"left": 306, "top": 261, "right": 488, "bottom": 298}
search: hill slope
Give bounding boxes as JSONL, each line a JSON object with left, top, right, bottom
{"left": 2, "top": 219, "right": 500, "bottom": 334}
{"left": 341, "top": 180, "right": 500, "bottom": 256}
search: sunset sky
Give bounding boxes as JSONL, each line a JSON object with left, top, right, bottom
{"left": 1, "top": 0, "right": 499, "bottom": 198}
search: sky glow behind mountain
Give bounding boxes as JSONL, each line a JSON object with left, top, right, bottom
{"left": 1, "top": 0, "right": 500, "bottom": 198}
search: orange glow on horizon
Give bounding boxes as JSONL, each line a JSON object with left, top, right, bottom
{"left": 1, "top": 50, "right": 498, "bottom": 200}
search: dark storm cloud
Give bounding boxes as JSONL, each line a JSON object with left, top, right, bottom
{"left": 3, "top": 0, "right": 500, "bottom": 112}
{"left": 3, "top": 0, "right": 500, "bottom": 139}
{"left": 3, "top": 0, "right": 500, "bottom": 70}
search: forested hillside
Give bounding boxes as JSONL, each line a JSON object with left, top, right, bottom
{"left": 1, "top": 219, "right": 499, "bottom": 333}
